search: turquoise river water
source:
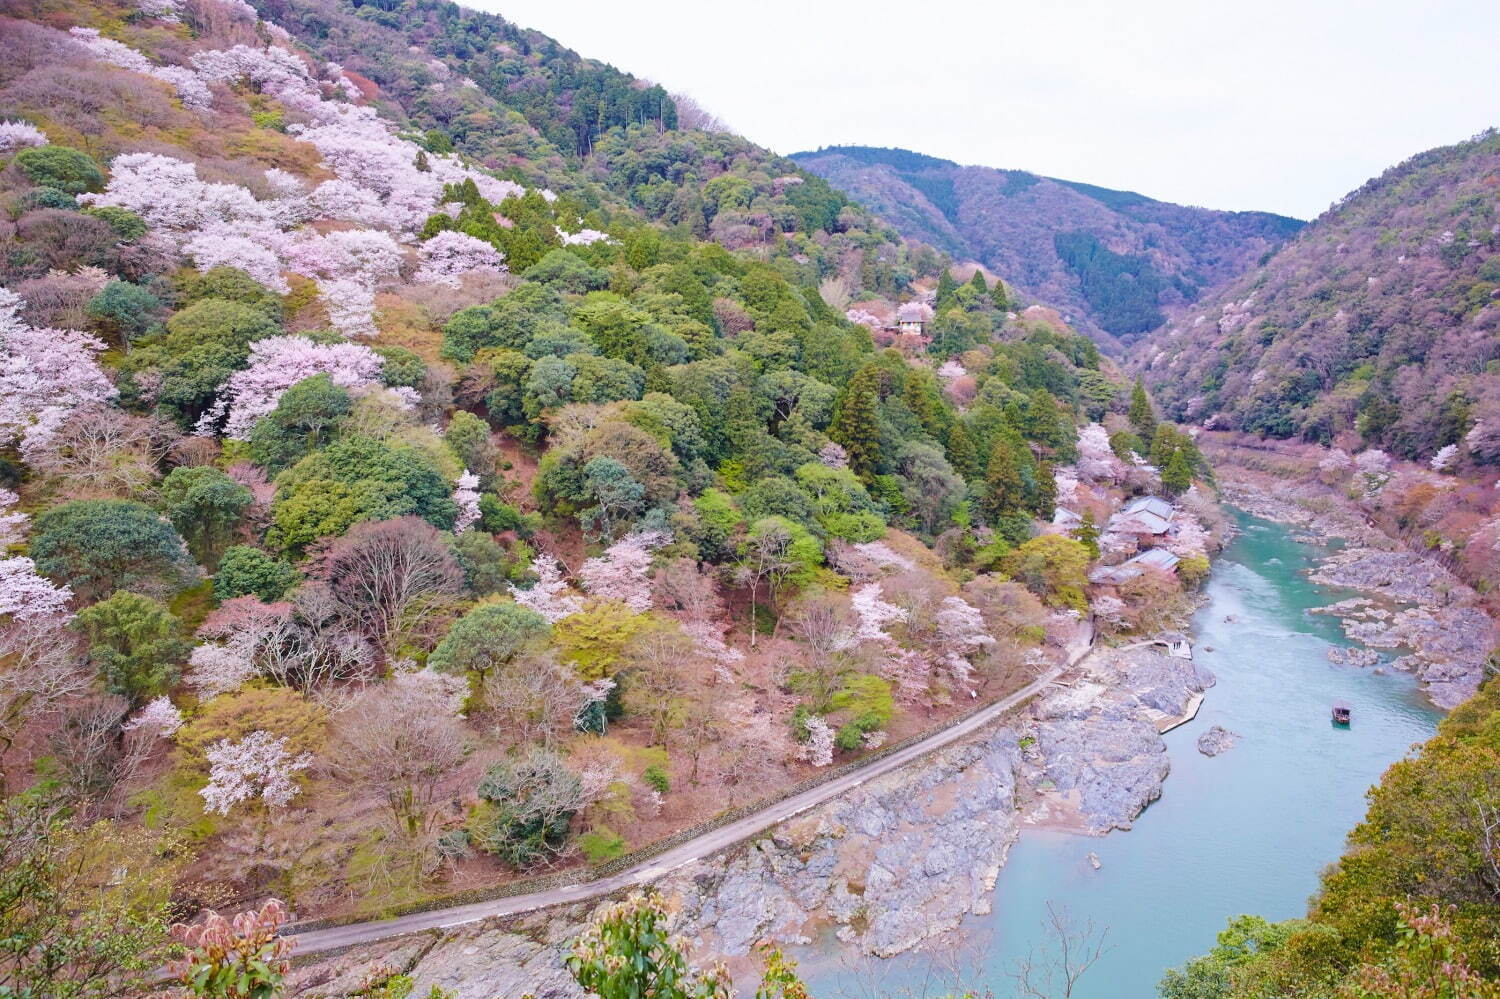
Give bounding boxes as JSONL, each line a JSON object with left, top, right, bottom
{"left": 809, "top": 511, "right": 1442, "bottom": 998}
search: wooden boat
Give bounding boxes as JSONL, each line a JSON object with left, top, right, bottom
{"left": 1331, "top": 702, "right": 1352, "bottom": 725}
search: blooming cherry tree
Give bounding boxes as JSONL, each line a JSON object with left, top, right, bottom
{"left": 70, "top": 28, "right": 212, "bottom": 110}
{"left": 510, "top": 556, "right": 584, "bottom": 622}
{"left": 851, "top": 582, "right": 908, "bottom": 643}
{"left": 122, "top": 696, "right": 184, "bottom": 739}
{"left": 0, "top": 289, "right": 116, "bottom": 459}
{"left": 798, "top": 716, "right": 835, "bottom": 767}
{"left": 579, "top": 530, "right": 668, "bottom": 613}
{"left": 413, "top": 231, "right": 507, "bottom": 287}
{"left": 0, "top": 120, "right": 46, "bottom": 152}
{"left": 452, "top": 471, "right": 481, "bottom": 532}
{"left": 199, "top": 730, "right": 312, "bottom": 815}
{"left": 198, "top": 335, "right": 386, "bottom": 438}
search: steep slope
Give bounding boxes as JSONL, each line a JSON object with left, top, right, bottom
{"left": 792, "top": 145, "right": 1303, "bottom": 349}
{"left": 1136, "top": 129, "right": 1500, "bottom": 464}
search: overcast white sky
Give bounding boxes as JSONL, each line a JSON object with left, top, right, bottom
{"left": 465, "top": 0, "right": 1500, "bottom": 220}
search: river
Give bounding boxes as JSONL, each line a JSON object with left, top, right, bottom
{"left": 809, "top": 510, "right": 1441, "bottom": 998}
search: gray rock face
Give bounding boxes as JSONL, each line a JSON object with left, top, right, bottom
{"left": 1029, "top": 647, "right": 1210, "bottom": 833}
{"left": 1196, "top": 725, "right": 1239, "bottom": 756}
{"left": 673, "top": 726, "right": 1023, "bottom": 958}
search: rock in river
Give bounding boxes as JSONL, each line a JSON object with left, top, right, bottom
{"left": 1196, "top": 725, "right": 1239, "bottom": 757}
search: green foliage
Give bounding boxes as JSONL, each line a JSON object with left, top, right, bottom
{"left": 1129, "top": 377, "right": 1157, "bottom": 439}
{"left": 124, "top": 299, "right": 281, "bottom": 426}
{"left": 525, "top": 249, "right": 609, "bottom": 292}
{"left": 85, "top": 281, "right": 160, "bottom": 341}
{"left": 471, "top": 748, "right": 582, "bottom": 867}
{"left": 31, "top": 499, "right": 193, "bottom": 602}
{"left": 829, "top": 673, "right": 894, "bottom": 741}
{"left": 554, "top": 602, "right": 647, "bottom": 680}
{"left": 213, "top": 546, "right": 299, "bottom": 602}
{"left": 578, "top": 826, "right": 627, "bottom": 863}
{"left": 1054, "top": 231, "right": 1170, "bottom": 337}
{"left": 248, "top": 374, "right": 353, "bottom": 473}
{"left": 429, "top": 600, "right": 550, "bottom": 676}
{"left": 1002, "top": 535, "right": 1090, "bottom": 611}
{"left": 73, "top": 591, "right": 187, "bottom": 707}
{"left": 174, "top": 268, "right": 282, "bottom": 323}
{"left": 13, "top": 145, "right": 104, "bottom": 194}
{"left": 642, "top": 764, "right": 670, "bottom": 794}
{"left": 830, "top": 365, "right": 883, "bottom": 480}
{"left": 567, "top": 893, "right": 731, "bottom": 999}
{"left": 373, "top": 345, "right": 427, "bottom": 390}
{"left": 81, "top": 205, "right": 147, "bottom": 241}
{"left": 158, "top": 465, "right": 252, "bottom": 568}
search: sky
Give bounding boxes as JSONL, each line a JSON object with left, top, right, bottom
{"left": 464, "top": 0, "right": 1500, "bottom": 220}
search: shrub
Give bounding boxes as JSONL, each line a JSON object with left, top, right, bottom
{"left": 214, "top": 545, "right": 299, "bottom": 601}
{"left": 14, "top": 145, "right": 104, "bottom": 194}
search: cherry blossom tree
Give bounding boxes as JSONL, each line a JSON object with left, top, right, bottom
{"left": 453, "top": 471, "right": 481, "bottom": 532}
{"left": 850, "top": 582, "right": 908, "bottom": 643}
{"left": 69, "top": 28, "right": 212, "bottom": 110}
{"left": 510, "top": 556, "right": 584, "bottom": 623}
{"left": 199, "top": 730, "right": 312, "bottom": 815}
{"left": 198, "top": 335, "right": 386, "bottom": 438}
{"left": 0, "top": 289, "right": 116, "bottom": 460}
{"left": 579, "top": 530, "right": 668, "bottom": 612}
{"left": 1430, "top": 443, "right": 1458, "bottom": 472}
{"left": 414, "top": 231, "right": 507, "bottom": 287}
{"left": 122, "top": 696, "right": 184, "bottom": 739}
{"left": 0, "top": 120, "right": 47, "bottom": 152}
{"left": 0, "top": 558, "right": 73, "bottom": 622}
{"left": 798, "top": 716, "right": 835, "bottom": 767}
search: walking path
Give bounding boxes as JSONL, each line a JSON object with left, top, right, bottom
{"left": 291, "top": 630, "right": 1093, "bottom": 958}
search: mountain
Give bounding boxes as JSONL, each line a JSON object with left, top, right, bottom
{"left": 1136, "top": 129, "right": 1500, "bottom": 464}
{"left": 791, "top": 145, "right": 1304, "bottom": 349}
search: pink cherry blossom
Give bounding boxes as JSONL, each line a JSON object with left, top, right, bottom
{"left": 199, "top": 730, "right": 312, "bottom": 815}
{"left": 0, "top": 557, "right": 74, "bottom": 622}
{"left": 198, "top": 334, "right": 386, "bottom": 438}
{"left": 414, "top": 231, "right": 507, "bottom": 287}
{"left": 510, "top": 556, "right": 583, "bottom": 623}
{"left": 579, "top": 530, "right": 668, "bottom": 613}
{"left": 453, "top": 471, "right": 481, "bottom": 532}
{"left": 0, "top": 120, "right": 47, "bottom": 152}
{"left": 69, "top": 28, "right": 212, "bottom": 110}
{"left": 0, "top": 289, "right": 116, "bottom": 459}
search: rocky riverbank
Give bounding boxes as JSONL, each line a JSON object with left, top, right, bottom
{"left": 1217, "top": 474, "right": 1493, "bottom": 709}
{"left": 287, "top": 640, "right": 1217, "bottom": 997}
{"left": 1020, "top": 646, "right": 1213, "bottom": 834}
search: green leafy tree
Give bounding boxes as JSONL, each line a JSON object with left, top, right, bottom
{"left": 430, "top": 600, "right": 550, "bottom": 677}
{"left": 567, "top": 892, "right": 731, "bottom": 999}
{"left": 471, "top": 747, "right": 584, "bottom": 867}
{"left": 935, "top": 270, "right": 959, "bottom": 313}
{"left": 1162, "top": 448, "right": 1195, "bottom": 496}
{"left": 124, "top": 299, "right": 280, "bottom": 426}
{"left": 247, "top": 374, "right": 352, "bottom": 473}
{"left": 981, "top": 439, "right": 1027, "bottom": 523}
{"left": 968, "top": 270, "right": 988, "bottom": 294}
{"left": 13, "top": 146, "right": 104, "bottom": 194}
{"left": 1129, "top": 376, "right": 1157, "bottom": 439}
{"left": 158, "top": 465, "right": 252, "bottom": 568}
{"left": 1070, "top": 511, "right": 1102, "bottom": 559}
{"left": 30, "top": 499, "right": 193, "bottom": 601}
{"left": 830, "top": 366, "right": 883, "bottom": 480}
{"left": 72, "top": 591, "right": 188, "bottom": 706}
{"left": 85, "top": 281, "right": 160, "bottom": 342}
{"left": 1002, "top": 535, "right": 1090, "bottom": 611}
{"left": 213, "top": 546, "right": 299, "bottom": 601}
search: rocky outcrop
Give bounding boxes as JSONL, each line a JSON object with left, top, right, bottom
{"left": 670, "top": 725, "right": 1023, "bottom": 958}
{"left": 1024, "top": 647, "right": 1211, "bottom": 833}
{"left": 1196, "top": 726, "right": 1239, "bottom": 756}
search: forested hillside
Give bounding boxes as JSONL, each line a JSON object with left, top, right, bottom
{"left": 1138, "top": 130, "right": 1500, "bottom": 465}
{"left": 0, "top": 0, "right": 1219, "bottom": 990}
{"left": 792, "top": 145, "right": 1303, "bottom": 349}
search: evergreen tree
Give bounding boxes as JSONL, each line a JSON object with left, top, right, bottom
{"left": 1071, "top": 510, "right": 1101, "bottom": 559}
{"left": 981, "top": 439, "right": 1026, "bottom": 523}
{"left": 990, "top": 280, "right": 1010, "bottom": 312}
{"left": 1030, "top": 461, "right": 1058, "bottom": 518}
{"left": 968, "top": 270, "right": 987, "bottom": 294}
{"left": 935, "top": 270, "right": 959, "bottom": 313}
{"left": 1162, "top": 448, "right": 1194, "bottom": 495}
{"left": 830, "top": 366, "right": 883, "bottom": 481}
{"left": 1129, "top": 377, "right": 1157, "bottom": 439}
{"left": 946, "top": 422, "right": 978, "bottom": 481}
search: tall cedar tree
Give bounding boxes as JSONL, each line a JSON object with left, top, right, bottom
{"left": 990, "top": 280, "right": 1009, "bottom": 311}
{"left": 967, "top": 270, "right": 987, "bottom": 294}
{"left": 1162, "top": 449, "right": 1194, "bottom": 495}
{"left": 982, "top": 439, "right": 1026, "bottom": 522}
{"left": 831, "top": 366, "right": 883, "bottom": 480}
{"left": 935, "top": 270, "right": 959, "bottom": 313}
{"left": 1128, "top": 377, "right": 1156, "bottom": 439}
{"left": 946, "top": 422, "right": 978, "bottom": 481}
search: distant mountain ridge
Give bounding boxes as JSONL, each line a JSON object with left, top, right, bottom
{"left": 1135, "top": 129, "right": 1500, "bottom": 463}
{"left": 791, "top": 144, "right": 1304, "bottom": 350}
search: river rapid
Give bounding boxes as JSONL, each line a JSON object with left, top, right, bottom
{"left": 809, "top": 511, "right": 1441, "bottom": 998}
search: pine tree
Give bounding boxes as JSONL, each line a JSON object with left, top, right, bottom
{"left": 1129, "top": 377, "right": 1157, "bottom": 439}
{"left": 981, "top": 439, "right": 1025, "bottom": 523}
{"left": 968, "top": 270, "right": 987, "bottom": 294}
{"left": 1030, "top": 460, "right": 1057, "bottom": 518}
{"left": 946, "top": 422, "right": 978, "bottom": 481}
{"left": 935, "top": 270, "right": 959, "bottom": 313}
{"left": 990, "top": 280, "right": 1009, "bottom": 312}
{"left": 902, "top": 375, "right": 942, "bottom": 438}
{"left": 831, "top": 366, "right": 882, "bottom": 481}
{"left": 1162, "top": 448, "right": 1194, "bottom": 496}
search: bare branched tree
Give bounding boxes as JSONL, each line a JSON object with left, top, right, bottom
{"left": 0, "top": 618, "right": 89, "bottom": 792}
{"left": 1009, "top": 901, "right": 1111, "bottom": 999}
